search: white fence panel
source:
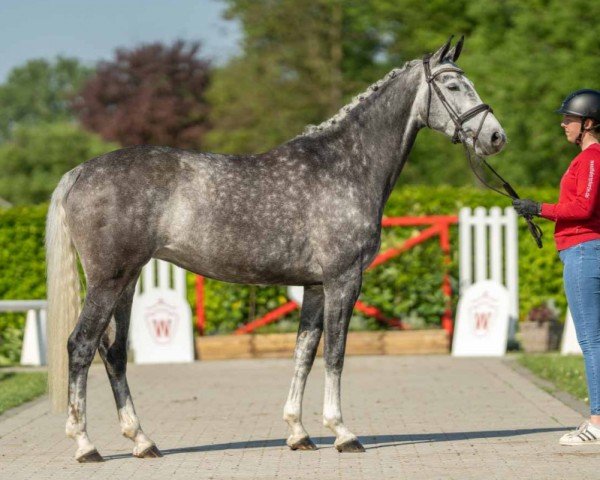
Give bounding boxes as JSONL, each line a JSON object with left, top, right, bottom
{"left": 136, "top": 259, "right": 187, "bottom": 298}
{"left": 459, "top": 207, "right": 518, "bottom": 323}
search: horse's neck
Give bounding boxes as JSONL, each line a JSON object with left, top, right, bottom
{"left": 342, "top": 70, "right": 422, "bottom": 212}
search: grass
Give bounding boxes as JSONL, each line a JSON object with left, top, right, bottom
{"left": 0, "top": 371, "right": 47, "bottom": 415}
{"left": 518, "top": 353, "right": 588, "bottom": 403}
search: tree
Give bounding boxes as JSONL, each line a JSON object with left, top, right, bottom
{"left": 73, "top": 40, "right": 211, "bottom": 149}
{"left": 206, "top": 0, "right": 354, "bottom": 154}
{"left": 0, "top": 122, "right": 117, "bottom": 205}
{"left": 205, "top": 0, "right": 475, "bottom": 166}
{"left": 0, "top": 57, "right": 91, "bottom": 141}
{"left": 459, "top": 0, "right": 600, "bottom": 186}
{"left": 206, "top": 0, "right": 600, "bottom": 186}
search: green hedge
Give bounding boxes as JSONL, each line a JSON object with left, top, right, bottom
{"left": 0, "top": 185, "right": 564, "bottom": 359}
{"left": 0, "top": 205, "right": 47, "bottom": 364}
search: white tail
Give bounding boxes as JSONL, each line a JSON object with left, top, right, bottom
{"left": 46, "top": 168, "right": 82, "bottom": 413}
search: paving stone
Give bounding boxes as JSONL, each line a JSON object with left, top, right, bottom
{"left": 0, "top": 356, "right": 598, "bottom": 479}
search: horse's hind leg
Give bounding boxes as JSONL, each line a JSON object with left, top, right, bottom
{"left": 283, "top": 284, "right": 324, "bottom": 451}
{"left": 66, "top": 278, "right": 130, "bottom": 462}
{"left": 98, "top": 278, "right": 162, "bottom": 459}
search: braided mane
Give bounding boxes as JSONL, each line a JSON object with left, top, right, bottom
{"left": 301, "top": 60, "right": 418, "bottom": 136}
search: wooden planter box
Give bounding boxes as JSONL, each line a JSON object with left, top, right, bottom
{"left": 519, "top": 321, "right": 562, "bottom": 353}
{"left": 195, "top": 329, "right": 449, "bottom": 360}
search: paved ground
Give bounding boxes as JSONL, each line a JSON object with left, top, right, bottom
{"left": 1, "top": 355, "right": 599, "bottom": 479}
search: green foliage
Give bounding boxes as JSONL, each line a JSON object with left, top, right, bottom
{"left": 0, "top": 57, "right": 91, "bottom": 141}
{"left": 407, "top": 0, "right": 600, "bottom": 185}
{"left": 0, "top": 314, "right": 26, "bottom": 365}
{"left": 205, "top": 282, "right": 297, "bottom": 334}
{"left": 206, "top": 0, "right": 348, "bottom": 154}
{"left": 460, "top": 0, "right": 600, "bottom": 186}
{"left": 359, "top": 240, "right": 448, "bottom": 329}
{"left": 0, "top": 205, "right": 47, "bottom": 300}
{"left": 518, "top": 353, "right": 588, "bottom": 403}
{"left": 0, "top": 205, "right": 47, "bottom": 363}
{"left": 0, "top": 372, "right": 47, "bottom": 414}
{"left": 185, "top": 273, "right": 298, "bottom": 334}
{"left": 0, "top": 122, "right": 118, "bottom": 205}
{"left": 208, "top": 0, "right": 598, "bottom": 186}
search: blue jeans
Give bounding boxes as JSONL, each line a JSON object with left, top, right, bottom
{"left": 560, "top": 239, "right": 600, "bottom": 415}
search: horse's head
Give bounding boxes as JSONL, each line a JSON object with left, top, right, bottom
{"left": 416, "top": 36, "right": 506, "bottom": 157}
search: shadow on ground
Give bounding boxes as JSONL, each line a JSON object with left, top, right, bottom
{"left": 103, "top": 427, "right": 570, "bottom": 460}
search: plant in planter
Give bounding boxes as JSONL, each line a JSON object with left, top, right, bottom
{"left": 519, "top": 301, "right": 562, "bottom": 353}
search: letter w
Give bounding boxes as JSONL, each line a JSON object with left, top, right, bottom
{"left": 474, "top": 312, "right": 490, "bottom": 331}
{"left": 152, "top": 319, "right": 172, "bottom": 338}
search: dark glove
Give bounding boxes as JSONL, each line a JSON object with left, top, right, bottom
{"left": 512, "top": 199, "right": 541, "bottom": 217}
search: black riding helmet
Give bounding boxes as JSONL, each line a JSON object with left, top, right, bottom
{"left": 556, "top": 89, "right": 600, "bottom": 122}
{"left": 556, "top": 89, "right": 600, "bottom": 143}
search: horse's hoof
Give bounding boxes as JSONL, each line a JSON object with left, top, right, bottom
{"left": 135, "top": 444, "right": 163, "bottom": 458}
{"left": 77, "top": 449, "right": 104, "bottom": 463}
{"left": 289, "top": 436, "right": 317, "bottom": 451}
{"left": 335, "top": 438, "right": 365, "bottom": 453}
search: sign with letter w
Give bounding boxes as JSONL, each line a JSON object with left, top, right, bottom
{"left": 452, "top": 280, "right": 510, "bottom": 357}
{"left": 130, "top": 260, "right": 194, "bottom": 364}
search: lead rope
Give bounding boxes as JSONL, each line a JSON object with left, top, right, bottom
{"left": 459, "top": 131, "right": 543, "bottom": 248}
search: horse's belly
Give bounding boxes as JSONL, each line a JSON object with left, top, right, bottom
{"left": 155, "top": 242, "right": 322, "bottom": 285}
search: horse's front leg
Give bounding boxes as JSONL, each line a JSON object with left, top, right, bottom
{"left": 322, "top": 267, "right": 365, "bottom": 452}
{"left": 283, "top": 284, "right": 324, "bottom": 450}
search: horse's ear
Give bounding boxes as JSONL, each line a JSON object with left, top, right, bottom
{"left": 447, "top": 35, "right": 464, "bottom": 63}
{"left": 431, "top": 36, "right": 453, "bottom": 65}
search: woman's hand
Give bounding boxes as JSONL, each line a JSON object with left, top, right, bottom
{"left": 513, "top": 199, "right": 541, "bottom": 216}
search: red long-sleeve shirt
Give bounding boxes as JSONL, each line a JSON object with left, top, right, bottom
{"left": 540, "top": 143, "right": 600, "bottom": 251}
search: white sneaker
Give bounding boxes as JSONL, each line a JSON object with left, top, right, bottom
{"left": 559, "top": 421, "right": 600, "bottom": 445}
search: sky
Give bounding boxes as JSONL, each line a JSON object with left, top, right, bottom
{"left": 0, "top": 0, "right": 241, "bottom": 82}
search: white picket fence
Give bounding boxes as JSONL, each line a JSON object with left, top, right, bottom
{"left": 135, "top": 259, "right": 187, "bottom": 298}
{"left": 459, "top": 206, "right": 519, "bottom": 322}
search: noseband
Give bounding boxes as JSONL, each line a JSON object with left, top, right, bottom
{"left": 422, "top": 54, "right": 492, "bottom": 146}
{"left": 422, "top": 54, "right": 543, "bottom": 248}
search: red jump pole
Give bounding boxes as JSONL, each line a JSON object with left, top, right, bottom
{"left": 234, "top": 301, "right": 299, "bottom": 335}
{"left": 354, "top": 300, "right": 405, "bottom": 329}
{"left": 368, "top": 224, "right": 441, "bottom": 269}
{"left": 439, "top": 221, "right": 454, "bottom": 335}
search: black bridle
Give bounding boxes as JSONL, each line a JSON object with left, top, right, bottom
{"left": 423, "top": 55, "right": 492, "bottom": 146}
{"left": 422, "top": 54, "right": 543, "bottom": 248}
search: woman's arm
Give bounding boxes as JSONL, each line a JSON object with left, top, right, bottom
{"left": 540, "top": 156, "right": 600, "bottom": 221}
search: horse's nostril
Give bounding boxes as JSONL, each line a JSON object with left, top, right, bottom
{"left": 491, "top": 131, "right": 504, "bottom": 145}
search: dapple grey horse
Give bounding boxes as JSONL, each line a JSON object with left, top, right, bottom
{"left": 46, "top": 37, "right": 506, "bottom": 462}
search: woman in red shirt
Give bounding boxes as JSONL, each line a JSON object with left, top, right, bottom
{"left": 514, "top": 89, "right": 600, "bottom": 445}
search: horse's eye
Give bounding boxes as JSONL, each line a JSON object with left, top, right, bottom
{"left": 447, "top": 84, "right": 460, "bottom": 91}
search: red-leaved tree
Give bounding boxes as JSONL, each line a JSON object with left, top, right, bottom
{"left": 73, "top": 40, "right": 211, "bottom": 148}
